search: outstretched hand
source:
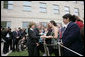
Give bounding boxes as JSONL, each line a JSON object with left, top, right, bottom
{"left": 40, "top": 35, "right": 53, "bottom": 39}
{"left": 40, "top": 35, "right": 47, "bottom": 38}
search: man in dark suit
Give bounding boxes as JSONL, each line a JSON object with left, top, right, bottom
{"left": 3, "top": 28, "right": 12, "bottom": 54}
{"left": 27, "top": 28, "right": 40, "bottom": 56}
{"left": 62, "top": 14, "right": 84, "bottom": 56}
{"left": 12, "top": 28, "right": 21, "bottom": 52}
{"left": 27, "top": 22, "right": 41, "bottom": 56}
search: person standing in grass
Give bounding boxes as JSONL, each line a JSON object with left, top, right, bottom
{"left": 27, "top": 22, "right": 42, "bottom": 56}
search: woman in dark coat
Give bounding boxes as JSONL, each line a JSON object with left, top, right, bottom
{"left": 62, "top": 14, "right": 84, "bottom": 56}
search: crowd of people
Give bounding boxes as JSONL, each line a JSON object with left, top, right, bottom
{"left": 1, "top": 27, "right": 27, "bottom": 54}
{"left": 1, "top": 14, "right": 84, "bottom": 56}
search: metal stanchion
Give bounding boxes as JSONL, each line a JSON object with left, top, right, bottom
{"left": 43, "top": 39, "right": 50, "bottom": 56}
{"left": 43, "top": 38, "right": 83, "bottom": 56}
{"left": 57, "top": 42, "right": 83, "bottom": 56}
{"left": 58, "top": 42, "right": 61, "bottom": 56}
{"left": 58, "top": 39, "right": 62, "bottom": 56}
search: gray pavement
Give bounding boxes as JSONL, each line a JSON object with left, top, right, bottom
{"left": 1, "top": 42, "right": 12, "bottom": 56}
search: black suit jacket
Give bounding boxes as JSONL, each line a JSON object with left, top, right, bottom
{"left": 3, "top": 30, "right": 12, "bottom": 42}
{"left": 27, "top": 28, "right": 40, "bottom": 46}
{"left": 34, "top": 28, "right": 41, "bottom": 43}
{"left": 12, "top": 31, "right": 20, "bottom": 40}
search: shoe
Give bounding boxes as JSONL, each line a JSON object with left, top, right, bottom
{"left": 43, "top": 53, "right": 47, "bottom": 56}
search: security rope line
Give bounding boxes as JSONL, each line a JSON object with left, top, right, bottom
{"left": 43, "top": 41, "right": 83, "bottom": 56}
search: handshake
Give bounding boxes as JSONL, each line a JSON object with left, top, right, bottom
{"left": 40, "top": 35, "right": 47, "bottom": 38}
{"left": 40, "top": 35, "right": 53, "bottom": 39}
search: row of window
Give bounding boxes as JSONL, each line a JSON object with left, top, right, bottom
{"left": 3, "top": 1, "right": 84, "bottom": 16}
{"left": 1, "top": 21, "right": 48, "bottom": 33}
{"left": 65, "top": 1, "right": 84, "bottom": 4}
{"left": 1, "top": 21, "right": 28, "bottom": 33}
{"left": 72, "top": 1, "right": 84, "bottom": 4}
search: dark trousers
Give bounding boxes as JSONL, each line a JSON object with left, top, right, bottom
{"left": 53, "top": 49, "right": 59, "bottom": 56}
{"left": 39, "top": 43, "right": 44, "bottom": 53}
{"left": 28, "top": 44, "right": 39, "bottom": 56}
{"left": 3, "top": 42, "right": 9, "bottom": 54}
{"left": 9, "top": 39, "right": 12, "bottom": 50}
{"left": 47, "top": 46, "right": 53, "bottom": 55}
{"left": 13, "top": 38, "right": 19, "bottom": 51}
{"left": 3, "top": 38, "right": 9, "bottom": 54}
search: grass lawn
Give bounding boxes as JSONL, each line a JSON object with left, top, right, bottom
{"left": 8, "top": 49, "right": 55, "bottom": 56}
{"left": 8, "top": 50, "right": 28, "bottom": 56}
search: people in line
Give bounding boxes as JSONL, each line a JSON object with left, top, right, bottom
{"left": 1, "top": 14, "right": 84, "bottom": 56}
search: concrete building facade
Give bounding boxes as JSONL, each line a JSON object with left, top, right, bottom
{"left": 1, "top": 1, "right": 84, "bottom": 31}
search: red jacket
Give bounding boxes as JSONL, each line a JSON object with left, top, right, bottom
{"left": 75, "top": 21, "right": 84, "bottom": 29}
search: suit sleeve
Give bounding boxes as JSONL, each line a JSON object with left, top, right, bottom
{"left": 28, "top": 30, "right": 40, "bottom": 40}
{"left": 63, "top": 24, "right": 80, "bottom": 47}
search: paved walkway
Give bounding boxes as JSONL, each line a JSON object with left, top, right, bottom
{"left": 1, "top": 42, "right": 12, "bottom": 56}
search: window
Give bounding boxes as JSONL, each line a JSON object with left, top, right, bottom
{"left": 64, "top": 6, "right": 70, "bottom": 14}
{"left": 74, "top": 8, "right": 79, "bottom": 16}
{"left": 40, "top": 22, "right": 47, "bottom": 27}
{"left": 73, "top": 1, "right": 77, "bottom": 3}
{"left": 40, "top": 2, "right": 47, "bottom": 13}
{"left": 82, "top": 9, "right": 84, "bottom": 18}
{"left": 82, "top": 9, "right": 84, "bottom": 14}
{"left": 6, "top": 21, "right": 11, "bottom": 28}
{"left": 1, "top": 21, "right": 11, "bottom": 28}
{"left": 23, "top": 1, "right": 32, "bottom": 11}
{"left": 24, "top": 7, "right": 31, "bottom": 11}
{"left": 23, "top": 1, "right": 31, "bottom": 6}
{"left": 80, "top": 1, "right": 84, "bottom": 5}
{"left": 1, "top": 21, "right": 7, "bottom": 28}
{"left": 53, "top": 4, "right": 59, "bottom": 14}
{"left": 3, "top": 1, "right": 13, "bottom": 9}
{"left": 22, "top": 22, "right": 29, "bottom": 33}
{"left": 3, "top": 1, "right": 8, "bottom": 9}
{"left": 22, "top": 22, "right": 29, "bottom": 28}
